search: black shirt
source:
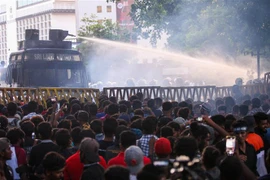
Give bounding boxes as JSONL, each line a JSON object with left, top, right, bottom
{"left": 98, "top": 140, "right": 114, "bottom": 159}
{"left": 239, "top": 141, "right": 257, "bottom": 176}
{"left": 29, "top": 140, "right": 59, "bottom": 168}
{"left": 59, "top": 148, "right": 74, "bottom": 159}
{"left": 105, "top": 144, "right": 120, "bottom": 162}
{"left": 3, "top": 163, "right": 13, "bottom": 180}
{"left": 81, "top": 163, "right": 104, "bottom": 180}
{"left": 23, "top": 137, "right": 35, "bottom": 156}
{"left": 255, "top": 127, "right": 270, "bottom": 152}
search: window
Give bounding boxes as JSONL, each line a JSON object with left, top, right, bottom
{"left": 25, "top": 53, "right": 54, "bottom": 61}
{"left": 107, "top": 5, "right": 112, "bottom": 13}
{"left": 17, "top": 0, "right": 45, "bottom": 8}
{"left": 97, "top": 6, "right": 102, "bottom": 13}
{"left": 17, "top": 54, "right": 22, "bottom": 61}
{"left": 11, "top": 55, "right": 16, "bottom": 61}
{"left": 56, "top": 54, "right": 80, "bottom": 61}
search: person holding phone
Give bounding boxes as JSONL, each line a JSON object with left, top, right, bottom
{"left": 232, "top": 120, "right": 258, "bottom": 176}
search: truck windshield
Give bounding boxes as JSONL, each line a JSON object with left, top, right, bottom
{"left": 24, "top": 52, "right": 81, "bottom": 61}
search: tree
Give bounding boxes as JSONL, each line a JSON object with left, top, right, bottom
{"left": 130, "top": 0, "right": 270, "bottom": 59}
{"left": 77, "top": 14, "right": 132, "bottom": 62}
{"left": 77, "top": 14, "right": 134, "bottom": 82}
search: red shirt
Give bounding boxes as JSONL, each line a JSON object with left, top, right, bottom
{"left": 246, "top": 133, "right": 264, "bottom": 152}
{"left": 107, "top": 152, "right": 151, "bottom": 167}
{"left": 64, "top": 151, "right": 107, "bottom": 180}
{"left": 14, "top": 145, "right": 27, "bottom": 166}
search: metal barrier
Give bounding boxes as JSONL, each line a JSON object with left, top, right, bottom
{"left": 0, "top": 82, "right": 269, "bottom": 106}
{"left": 240, "top": 84, "right": 270, "bottom": 96}
{"left": 103, "top": 83, "right": 270, "bottom": 101}
{"left": 103, "top": 86, "right": 161, "bottom": 100}
{"left": 0, "top": 88, "right": 100, "bottom": 106}
{"left": 104, "top": 86, "right": 218, "bottom": 101}
{"left": 0, "top": 88, "right": 38, "bottom": 105}
{"left": 38, "top": 88, "right": 100, "bottom": 106}
{"left": 215, "top": 86, "right": 232, "bottom": 98}
{"left": 161, "top": 86, "right": 216, "bottom": 102}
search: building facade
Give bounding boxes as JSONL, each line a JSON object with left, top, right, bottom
{"left": 75, "top": 0, "right": 117, "bottom": 33}
{"left": 0, "top": 0, "right": 118, "bottom": 64}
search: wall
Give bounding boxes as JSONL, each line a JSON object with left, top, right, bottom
{"left": 75, "top": 0, "right": 116, "bottom": 34}
{"left": 6, "top": 0, "right": 17, "bottom": 59}
{"left": 51, "top": 13, "right": 76, "bottom": 35}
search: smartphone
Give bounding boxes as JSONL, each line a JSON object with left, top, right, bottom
{"left": 226, "top": 136, "right": 236, "bottom": 156}
{"left": 32, "top": 132, "right": 35, "bottom": 140}
{"left": 197, "top": 117, "right": 203, "bottom": 121}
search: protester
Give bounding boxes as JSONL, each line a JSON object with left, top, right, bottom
{"left": 104, "top": 166, "right": 129, "bottom": 180}
{"left": 124, "top": 146, "right": 144, "bottom": 180}
{"left": 42, "top": 152, "right": 66, "bottom": 180}
{"left": 0, "top": 88, "right": 269, "bottom": 180}
{"left": 0, "top": 138, "right": 13, "bottom": 180}
{"left": 80, "top": 138, "right": 104, "bottom": 180}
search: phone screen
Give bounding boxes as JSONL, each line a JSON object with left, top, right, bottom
{"left": 197, "top": 117, "right": 203, "bottom": 121}
{"left": 226, "top": 136, "right": 236, "bottom": 156}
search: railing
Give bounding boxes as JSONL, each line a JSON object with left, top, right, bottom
{"left": 103, "top": 83, "right": 270, "bottom": 102}
{"left": 0, "top": 87, "right": 100, "bottom": 106}
{"left": 0, "top": 88, "right": 38, "bottom": 105}
{"left": 0, "top": 79, "right": 269, "bottom": 106}
{"left": 103, "top": 86, "right": 161, "bottom": 100}
{"left": 161, "top": 86, "right": 216, "bottom": 102}
{"left": 38, "top": 87, "right": 100, "bottom": 106}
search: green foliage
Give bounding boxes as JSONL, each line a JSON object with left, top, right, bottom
{"left": 78, "top": 14, "right": 131, "bottom": 42}
{"left": 130, "top": 0, "right": 270, "bottom": 56}
{"left": 77, "top": 14, "right": 132, "bottom": 61}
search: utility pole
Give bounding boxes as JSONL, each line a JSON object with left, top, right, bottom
{"left": 257, "top": 47, "right": 260, "bottom": 79}
{"left": 251, "top": 47, "right": 263, "bottom": 80}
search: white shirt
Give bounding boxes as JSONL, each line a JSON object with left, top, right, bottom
{"left": 22, "top": 112, "right": 43, "bottom": 121}
{"left": 130, "top": 174, "right": 137, "bottom": 180}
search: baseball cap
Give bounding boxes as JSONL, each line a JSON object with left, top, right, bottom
{"left": 124, "top": 145, "right": 144, "bottom": 175}
{"left": 0, "top": 137, "right": 10, "bottom": 151}
{"left": 154, "top": 138, "right": 172, "bottom": 156}
{"left": 201, "top": 103, "right": 212, "bottom": 113}
{"left": 79, "top": 138, "right": 100, "bottom": 163}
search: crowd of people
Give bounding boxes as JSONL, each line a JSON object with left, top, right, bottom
{"left": 0, "top": 92, "right": 270, "bottom": 180}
